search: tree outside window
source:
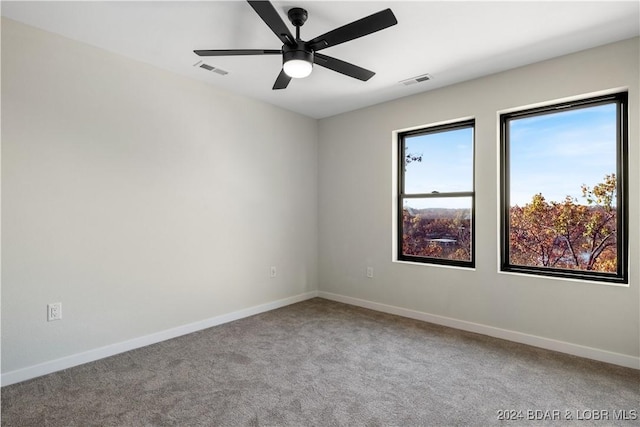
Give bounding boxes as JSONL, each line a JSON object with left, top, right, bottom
{"left": 500, "top": 93, "right": 628, "bottom": 284}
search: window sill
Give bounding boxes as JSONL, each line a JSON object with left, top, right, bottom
{"left": 498, "top": 269, "right": 629, "bottom": 287}
{"left": 393, "top": 259, "right": 476, "bottom": 272}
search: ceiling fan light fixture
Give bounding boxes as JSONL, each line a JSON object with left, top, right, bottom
{"left": 283, "top": 59, "right": 312, "bottom": 78}
{"left": 282, "top": 46, "right": 313, "bottom": 78}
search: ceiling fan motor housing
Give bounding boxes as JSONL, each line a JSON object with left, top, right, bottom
{"left": 282, "top": 43, "right": 314, "bottom": 65}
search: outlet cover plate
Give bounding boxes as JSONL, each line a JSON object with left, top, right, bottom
{"left": 47, "top": 303, "right": 62, "bottom": 321}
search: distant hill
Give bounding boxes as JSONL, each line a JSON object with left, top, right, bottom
{"left": 405, "top": 207, "right": 471, "bottom": 220}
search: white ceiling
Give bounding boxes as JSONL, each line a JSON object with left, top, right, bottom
{"left": 2, "top": 1, "right": 639, "bottom": 119}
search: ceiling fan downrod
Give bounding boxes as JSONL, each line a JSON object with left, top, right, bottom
{"left": 283, "top": 7, "right": 313, "bottom": 78}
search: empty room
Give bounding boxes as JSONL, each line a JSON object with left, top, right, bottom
{"left": 1, "top": 1, "right": 639, "bottom": 425}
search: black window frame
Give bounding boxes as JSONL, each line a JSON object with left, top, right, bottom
{"left": 500, "top": 92, "right": 628, "bottom": 284}
{"left": 397, "top": 119, "right": 476, "bottom": 268}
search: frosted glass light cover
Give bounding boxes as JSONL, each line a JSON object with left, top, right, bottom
{"left": 283, "top": 59, "right": 312, "bottom": 78}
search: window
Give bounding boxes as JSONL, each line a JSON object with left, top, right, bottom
{"left": 398, "top": 120, "right": 475, "bottom": 267}
{"left": 500, "top": 92, "right": 628, "bottom": 283}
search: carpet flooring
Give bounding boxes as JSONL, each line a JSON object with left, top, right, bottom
{"left": 2, "top": 298, "right": 639, "bottom": 426}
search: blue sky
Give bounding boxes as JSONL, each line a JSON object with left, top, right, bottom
{"left": 509, "top": 103, "right": 617, "bottom": 206}
{"left": 403, "top": 103, "right": 617, "bottom": 209}
{"left": 404, "top": 127, "right": 473, "bottom": 210}
{"left": 404, "top": 127, "right": 474, "bottom": 194}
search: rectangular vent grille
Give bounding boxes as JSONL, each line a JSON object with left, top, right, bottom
{"left": 193, "top": 61, "right": 229, "bottom": 76}
{"left": 400, "top": 73, "right": 432, "bottom": 86}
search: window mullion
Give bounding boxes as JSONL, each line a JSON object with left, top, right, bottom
{"left": 402, "top": 192, "right": 474, "bottom": 199}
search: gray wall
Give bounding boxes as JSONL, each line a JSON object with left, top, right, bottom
{"left": 1, "top": 18, "right": 318, "bottom": 373}
{"left": 2, "top": 16, "right": 638, "bottom": 379}
{"left": 318, "top": 37, "right": 639, "bottom": 360}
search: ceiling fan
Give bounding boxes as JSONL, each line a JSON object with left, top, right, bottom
{"left": 194, "top": 0, "right": 398, "bottom": 90}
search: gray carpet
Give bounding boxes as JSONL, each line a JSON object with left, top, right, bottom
{"left": 2, "top": 298, "right": 639, "bottom": 426}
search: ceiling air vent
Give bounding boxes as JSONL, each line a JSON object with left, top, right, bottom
{"left": 193, "top": 60, "right": 228, "bottom": 76}
{"left": 400, "top": 73, "right": 432, "bottom": 86}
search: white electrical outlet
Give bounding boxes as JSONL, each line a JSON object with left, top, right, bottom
{"left": 270, "top": 266, "right": 277, "bottom": 278}
{"left": 366, "top": 267, "right": 374, "bottom": 278}
{"left": 47, "top": 302, "right": 62, "bottom": 321}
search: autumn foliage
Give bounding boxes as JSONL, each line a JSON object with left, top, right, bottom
{"left": 509, "top": 174, "right": 618, "bottom": 272}
{"left": 401, "top": 174, "right": 618, "bottom": 271}
{"left": 402, "top": 208, "right": 471, "bottom": 261}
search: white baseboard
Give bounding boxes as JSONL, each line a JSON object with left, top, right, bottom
{"left": 4, "top": 289, "right": 636, "bottom": 386}
{"left": 1, "top": 291, "right": 319, "bottom": 386}
{"left": 318, "top": 291, "right": 640, "bottom": 370}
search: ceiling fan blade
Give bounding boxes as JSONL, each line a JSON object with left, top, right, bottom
{"left": 247, "top": 1, "right": 295, "bottom": 46}
{"left": 273, "top": 69, "right": 292, "bottom": 90}
{"left": 307, "top": 8, "right": 397, "bottom": 51}
{"left": 194, "top": 49, "right": 281, "bottom": 56}
{"left": 314, "top": 53, "right": 375, "bottom": 81}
